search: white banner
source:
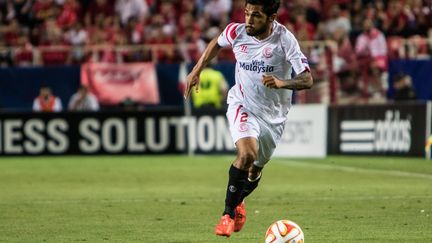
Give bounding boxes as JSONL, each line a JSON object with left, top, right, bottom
{"left": 274, "top": 104, "right": 327, "bottom": 158}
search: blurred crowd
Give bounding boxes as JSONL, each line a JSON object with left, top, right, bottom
{"left": 0, "top": 0, "right": 431, "bottom": 65}
{"left": 0, "top": 0, "right": 431, "bottom": 103}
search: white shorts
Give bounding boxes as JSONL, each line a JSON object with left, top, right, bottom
{"left": 226, "top": 104, "right": 284, "bottom": 167}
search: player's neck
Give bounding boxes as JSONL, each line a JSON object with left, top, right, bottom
{"left": 255, "top": 23, "right": 273, "bottom": 40}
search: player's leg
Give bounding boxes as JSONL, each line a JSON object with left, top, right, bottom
{"left": 238, "top": 121, "right": 282, "bottom": 203}
{"left": 223, "top": 104, "right": 260, "bottom": 217}
{"left": 216, "top": 104, "right": 259, "bottom": 237}
{"left": 225, "top": 137, "right": 258, "bottom": 217}
{"left": 232, "top": 125, "right": 276, "bottom": 233}
{"left": 239, "top": 164, "right": 263, "bottom": 202}
{"left": 215, "top": 137, "right": 258, "bottom": 237}
{"left": 233, "top": 163, "right": 262, "bottom": 232}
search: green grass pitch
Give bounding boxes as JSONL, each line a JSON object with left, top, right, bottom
{"left": 0, "top": 155, "right": 431, "bottom": 242}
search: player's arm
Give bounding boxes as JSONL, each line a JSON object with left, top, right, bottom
{"left": 264, "top": 30, "right": 314, "bottom": 90}
{"left": 262, "top": 71, "right": 313, "bottom": 90}
{"left": 183, "top": 37, "right": 222, "bottom": 99}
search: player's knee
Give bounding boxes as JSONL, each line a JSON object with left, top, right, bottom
{"left": 236, "top": 150, "right": 257, "bottom": 168}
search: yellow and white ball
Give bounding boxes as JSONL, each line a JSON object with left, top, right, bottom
{"left": 265, "top": 220, "right": 304, "bottom": 243}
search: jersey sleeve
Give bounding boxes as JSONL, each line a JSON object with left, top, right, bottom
{"left": 217, "top": 23, "right": 240, "bottom": 48}
{"left": 282, "top": 30, "right": 310, "bottom": 75}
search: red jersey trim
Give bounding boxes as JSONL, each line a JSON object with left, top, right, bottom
{"left": 225, "top": 23, "right": 239, "bottom": 46}
{"left": 233, "top": 105, "right": 243, "bottom": 124}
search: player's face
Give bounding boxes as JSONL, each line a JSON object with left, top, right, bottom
{"left": 244, "top": 4, "right": 274, "bottom": 37}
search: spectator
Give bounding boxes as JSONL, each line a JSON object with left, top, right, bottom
{"left": 324, "top": 5, "right": 351, "bottom": 37}
{"left": 408, "top": 0, "right": 432, "bottom": 36}
{"left": 304, "top": 0, "right": 322, "bottom": 28}
{"left": 33, "top": 85, "right": 63, "bottom": 112}
{"left": 56, "top": 0, "right": 80, "bottom": 29}
{"left": 0, "top": 48, "right": 13, "bottom": 67}
{"left": 8, "top": 0, "right": 33, "bottom": 27}
{"left": 2, "top": 19, "right": 23, "bottom": 46}
{"left": 355, "top": 18, "right": 388, "bottom": 67}
{"left": 13, "top": 35, "right": 34, "bottom": 66}
{"left": 276, "top": 0, "right": 291, "bottom": 25}
{"left": 203, "top": 0, "right": 231, "bottom": 27}
{"left": 191, "top": 66, "right": 228, "bottom": 109}
{"left": 115, "top": 0, "right": 149, "bottom": 26}
{"left": 31, "top": 0, "right": 58, "bottom": 24}
{"left": 384, "top": 0, "right": 410, "bottom": 37}
{"left": 392, "top": 73, "right": 417, "bottom": 101}
{"left": 38, "top": 18, "right": 70, "bottom": 65}
{"left": 332, "top": 27, "right": 358, "bottom": 99}
{"left": 349, "top": 0, "right": 364, "bottom": 38}
{"left": 0, "top": 0, "right": 431, "bottom": 79}
{"left": 293, "top": 12, "right": 315, "bottom": 41}
{"left": 230, "top": 0, "right": 244, "bottom": 23}
{"left": 158, "top": 1, "right": 176, "bottom": 34}
{"left": 87, "top": 17, "right": 126, "bottom": 63}
{"left": 177, "top": 13, "right": 200, "bottom": 39}
{"left": 64, "top": 21, "right": 88, "bottom": 63}
{"left": 355, "top": 18, "right": 388, "bottom": 98}
{"left": 127, "top": 17, "right": 145, "bottom": 45}
{"left": 68, "top": 85, "right": 99, "bottom": 111}
{"left": 373, "top": 0, "right": 388, "bottom": 32}
{"left": 179, "top": 0, "right": 198, "bottom": 16}
{"left": 146, "top": 20, "right": 180, "bottom": 63}
{"left": 84, "top": 0, "right": 115, "bottom": 26}
{"left": 177, "top": 13, "right": 205, "bottom": 63}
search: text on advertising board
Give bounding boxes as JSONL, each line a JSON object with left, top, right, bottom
{"left": 340, "top": 110, "right": 411, "bottom": 153}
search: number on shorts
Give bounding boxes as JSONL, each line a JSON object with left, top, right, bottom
{"left": 240, "top": 112, "right": 248, "bottom": 123}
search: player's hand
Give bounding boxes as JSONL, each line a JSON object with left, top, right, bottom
{"left": 184, "top": 72, "right": 200, "bottom": 99}
{"left": 262, "top": 74, "right": 284, "bottom": 89}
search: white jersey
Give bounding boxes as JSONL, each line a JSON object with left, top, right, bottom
{"left": 217, "top": 21, "right": 309, "bottom": 124}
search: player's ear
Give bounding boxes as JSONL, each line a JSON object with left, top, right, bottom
{"left": 268, "top": 13, "right": 276, "bottom": 23}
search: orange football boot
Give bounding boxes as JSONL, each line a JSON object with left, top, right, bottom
{"left": 234, "top": 201, "right": 246, "bottom": 232}
{"left": 215, "top": 214, "right": 235, "bottom": 237}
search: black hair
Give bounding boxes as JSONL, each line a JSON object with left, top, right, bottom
{"left": 245, "top": 0, "right": 280, "bottom": 16}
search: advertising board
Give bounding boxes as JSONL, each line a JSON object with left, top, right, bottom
{"left": 274, "top": 104, "right": 328, "bottom": 158}
{"left": 328, "top": 103, "right": 427, "bottom": 157}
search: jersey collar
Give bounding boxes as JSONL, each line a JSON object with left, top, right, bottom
{"left": 251, "top": 21, "right": 278, "bottom": 43}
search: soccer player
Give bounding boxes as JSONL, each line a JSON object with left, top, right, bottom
{"left": 184, "top": 0, "right": 313, "bottom": 237}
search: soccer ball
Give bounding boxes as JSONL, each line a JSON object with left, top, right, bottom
{"left": 265, "top": 220, "right": 304, "bottom": 243}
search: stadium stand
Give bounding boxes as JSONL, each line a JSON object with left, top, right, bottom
{"left": 0, "top": 0, "right": 431, "bottom": 105}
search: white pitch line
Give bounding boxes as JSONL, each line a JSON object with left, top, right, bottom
{"left": 275, "top": 160, "right": 432, "bottom": 180}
